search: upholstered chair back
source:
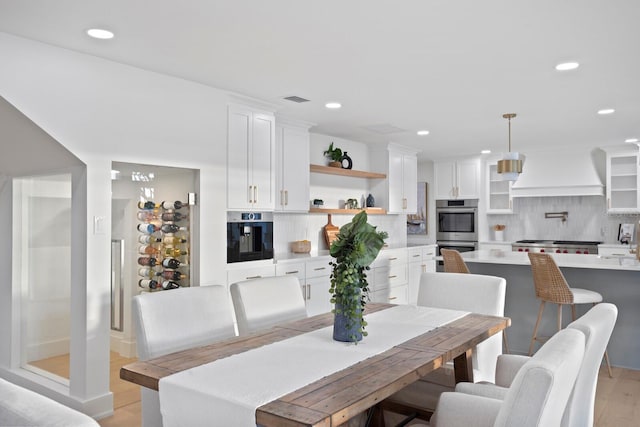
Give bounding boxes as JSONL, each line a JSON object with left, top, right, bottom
{"left": 230, "top": 275, "right": 308, "bottom": 336}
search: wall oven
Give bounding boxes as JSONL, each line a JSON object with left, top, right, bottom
{"left": 436, "top": 199, "right": 478, "bottom": 242}
{"left": 227, "top": 212, "right": 274, "bottom": 263}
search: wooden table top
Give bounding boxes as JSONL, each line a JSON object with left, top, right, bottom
{"left": 121, "top": 303, "right": 510, "bottom": 426}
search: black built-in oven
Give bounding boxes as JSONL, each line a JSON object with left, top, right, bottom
{"left": 227, "top": 212, "right": 274, "bottom": 263}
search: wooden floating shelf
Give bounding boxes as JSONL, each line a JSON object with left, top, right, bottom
{"left": 310, "top": 164, "right": 386, "bottom": 179}
{"left": 309, "top": 208, "right": 387, "bottom": 215}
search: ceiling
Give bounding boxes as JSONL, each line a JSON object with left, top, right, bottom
{"left": 1, "top": 0, "right": 639, "bottom": 161}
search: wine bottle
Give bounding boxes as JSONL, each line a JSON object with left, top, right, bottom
{"left": 161, "top": 258, "right": 188, "bottom": 269}
{"left": 163, "top": 247, "right": 188, "bottom": 258}
{"left": 138, "top": 256, "right": 158, "bottom": 267}
{"left": 137, "top": 211, "right": 159, "bottom": 222}
{"left": 161, "top": 211, "right": 188, "bottom": 222}
{"left": 162, "top": 236, "right": 188, "bottom": 246}
{"left": 138, "top": 235, "right": 162, "bottom": 245}
{"left": 160, "top": 224, "right": 188, "bottom": 234}
{"left": 160, "top": 270, "right": 187, "bottom": 280}
{"left": 138, "top": 245, "right": 161, "bottom": 255}
{"left": 161, "top": 200, "right": 185, "bottom": 210}
{"left": 138, "top": 279, "right": 159, "bottom": 290}
{"left": 161, "top": 280, "right": 181, "bottom": 290}
{"left": 137, "top": 201, "right": 159, "bottom": 210}
{"left": 137, "top": 223, "right": 160, "bottom": 234}
{"left": 138, "top": 267, "right": 161, "bottom": 278}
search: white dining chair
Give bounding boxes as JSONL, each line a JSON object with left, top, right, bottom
{"left": 383, "top": 271, "right": 506, "bottom": 421}
{"left": 455, "top": 302, "right": 618, "bottom": 427}
{"left": 230, "top": 275, "right": 308, "bottom": 335}
{"left": 0, "top": 377, "right": 99, "bottom": 427}
{"left": 132, "top": 284, "right": 236, "bottom": 427}
{"left": 420, "top": 328, "right": 586, "bottom": 427}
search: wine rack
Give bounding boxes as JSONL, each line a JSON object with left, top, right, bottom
{"left": 136, "top": 200, "right": 190, "bottom": 292}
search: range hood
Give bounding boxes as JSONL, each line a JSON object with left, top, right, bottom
{"left": 510, "top": 147, "right": 605, "bottom": 197}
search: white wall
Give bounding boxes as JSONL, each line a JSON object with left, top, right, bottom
{"left": 0, "top": 32, "right": 230, "bottom": 417}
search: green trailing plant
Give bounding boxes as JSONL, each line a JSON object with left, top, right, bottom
{"left": 323, "top": 142, "right": 343, "bottom": 162}
{"left": 329, "top": 211, "right": 388, "bottom": 342}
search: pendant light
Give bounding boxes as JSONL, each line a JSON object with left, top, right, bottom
{"left": 497, "top": 113, "right": 525, "bottom": 181}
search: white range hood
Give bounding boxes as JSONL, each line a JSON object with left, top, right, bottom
{"left": 511, "top": 147, "right": 605, "bottom": 197}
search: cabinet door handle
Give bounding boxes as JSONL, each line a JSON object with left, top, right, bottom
{"left": 246, "top": 275, "right": 262, "bottom": 279}
{"left": 412, "top": 254, "right": 421, "bottom": 258}
{"left": 285, "top": 270, "right": 299, "bottom": 275}
{"left": 389, "top": 257, "right": 398, "bottom": 261}
{"left": 388, "top": 275, "right": 397, "bottom": 279}
{"left": 313, "top": 267, "right": 326, "bottom": 271}
{"left": 608, "top": 198, "right": 611, "bottom": 209}
{"left": 254, "top": 186, "right": 258, "bottom": 204}
{"left": 403, "top": 198, "right": 407, "bottom": 209}
{"left": 421, "top": 264, "right": 426, "bottom": 273}
{"left": 249, "top": 185, "right": 254, "bottom": 203}
{"left": 301, "top": 284, "right": 307, "bottom": 299}
{"left": 388, "top": 296, "right": 398, "bottom": 301}
{"left": 285, "top": 190, "right": 288, "bottom": 206}
{"left": 307, "top": 284, "right": 311, "bottom": 299}
{"left": 280, "top": 190, "right": 284, "bottom": 206}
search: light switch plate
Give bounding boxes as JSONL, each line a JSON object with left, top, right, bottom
{"left": 94, "top": 215, "right": 106, "bottom": 234}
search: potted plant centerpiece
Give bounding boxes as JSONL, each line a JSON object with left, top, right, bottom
{"left": 329, "top": 211, "right": 388, "bottom": 342}
{"left": 323, "top": 142, "right": 343, "bottom": 168}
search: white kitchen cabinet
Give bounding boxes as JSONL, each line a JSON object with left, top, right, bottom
{"left": 369, "top": 248, "right": 408, "bottom": 304}
{"left": 407, "top": 245, "right": 437, "bottom": 304}
{"left": 370, "top": 144, "right": 418, "bottom": 214}
{"left": 275, "top": 122, "right": 310, "bottom": 212}
{"left": 227, "top": 263, "right": 276, "bottom": 285}
{"left": 434, "top": 158, "right": 480, "bottom": 200}
{"left": 604, "top": 148, "right": 640, "bottom": 213}
{"left": 227, "top": 104, "right": 276, "bottom": 210}
{"left": 303, "top": 257, "right": 332, "bottom": 316}
{"left": 486, "top": 161, "right": 513, "bottom": 213}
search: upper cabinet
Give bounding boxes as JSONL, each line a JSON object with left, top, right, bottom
{"left": 370, "top": 144, "right": 418, "bottom": 214}
{"left": 434, "top": 158, "right": 480, "bottom": 200}
{"left": 604, "top": 146, "right": 640, "bottom": 213}
{"left": 485, "top": 160, "right": 513, "bottom": 213}
{"left": 227, "top": 105, "right": 275, "bottom": 210}
{"left": 275, "top": 121, "right": 311, "bottom": 212}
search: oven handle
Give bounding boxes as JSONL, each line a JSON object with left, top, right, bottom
{"left": 437, "top": 241, "right": 478, "bottom": 248}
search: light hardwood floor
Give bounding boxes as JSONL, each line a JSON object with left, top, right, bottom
{"left": 31, "top": 353, "right": 640, "bottom": 426}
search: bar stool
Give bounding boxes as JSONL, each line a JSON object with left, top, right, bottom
{"left": 440, "top": 248, "right": 509, "bottom": 354}
{"left": 527, "top": 252, "right": 612, "bottom": 376}
{"left": 440, "top": 248, "right": 470, "bottom": 273}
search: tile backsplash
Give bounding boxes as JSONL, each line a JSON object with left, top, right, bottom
{"left": 487, "top": 196, "right": 640, "bottom": 243}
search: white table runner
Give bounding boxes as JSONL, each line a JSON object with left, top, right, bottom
{"left": 158, "top": 305, "right": 468, "bottom": 427}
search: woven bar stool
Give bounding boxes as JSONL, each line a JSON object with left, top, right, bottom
{"left": 440, "top": 248, "right": 470, "bottom": 273}
{"left": 528, "top": 252, "right": 612, "bottom": 377}
{"left": 440, "top": 248, "right": 509, "bottom": 353}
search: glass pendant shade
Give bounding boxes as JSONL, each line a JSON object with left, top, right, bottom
{"left": 497, "top": 151, "right": 525, "bottom": 181}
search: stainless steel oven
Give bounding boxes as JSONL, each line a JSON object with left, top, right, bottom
{"left": 436, "top": 199, "right": 478, "bottom": 242}
{"left": 227, "top": 212, "right": 274, "bottom": 263}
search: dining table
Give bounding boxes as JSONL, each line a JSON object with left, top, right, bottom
{"left": 121, "top": 303, "right": 510, "bottom": 426}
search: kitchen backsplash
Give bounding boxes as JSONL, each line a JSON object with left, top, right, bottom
{"left": 487, "top": 196, "right": 640, "bottom": 243}
{"left": 273, "top": 212, "right": 407, "bottom": 255}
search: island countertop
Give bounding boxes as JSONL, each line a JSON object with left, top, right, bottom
{"left": 460, "top": 249, "right": 640, "bottom": 271}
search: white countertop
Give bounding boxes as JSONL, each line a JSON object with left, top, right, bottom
{"left": 461, "top": 249, "right": 640, "bottom": 271}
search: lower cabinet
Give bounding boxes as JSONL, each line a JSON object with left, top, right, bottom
{"left": 369, "top": 248, "right": 408, "bottom": 305}
{"left": 407, "top": 245, "right": 437, "bottom": 304}
{"left": 302, "top": 257, "right": 332, "bottom": 316}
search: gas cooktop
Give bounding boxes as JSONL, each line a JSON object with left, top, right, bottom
{"left": 512, "top": 240, "right": 602, "bottom": 254}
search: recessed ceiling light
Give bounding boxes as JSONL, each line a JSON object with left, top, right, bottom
{"left": 555, "top": 62, "right": 579, "bottom": 71}
{"left": 625, "top": 138, "right": 639, "bottom": 143}
{"left": 597, "top": 108, "right": 615, "bottom": 115}
{"left": 325, "top": 102, "right": 341, "bottom": 109}
{"left": 417, "top": 130, "right": 430, "bottom": 136}
{"left": 87, "top": 28, "right": 114, "bottom": 39}
{"left": 481, "top": 150, "right": 491, "bottom": 154}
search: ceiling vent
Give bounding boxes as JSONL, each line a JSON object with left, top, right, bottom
{"left": 362, "top": 123, "right": 407, "bottom": 135}
{"left": 283, "top": 95, "right": 310, "bottom": 103}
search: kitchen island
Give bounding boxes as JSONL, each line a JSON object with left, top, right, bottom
{"left": 460, "top": 250, "right": 640, "bottom": 369}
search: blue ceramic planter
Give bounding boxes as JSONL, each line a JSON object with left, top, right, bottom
{"left": 333, "top": 303, "right": 363, "bottom": 342}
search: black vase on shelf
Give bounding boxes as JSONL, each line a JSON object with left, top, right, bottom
{"left": 341, "top": 152, "right": 353, "bottom": 169}
{"left": 366, "top": 194, "right": 375, "bottom": 207}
